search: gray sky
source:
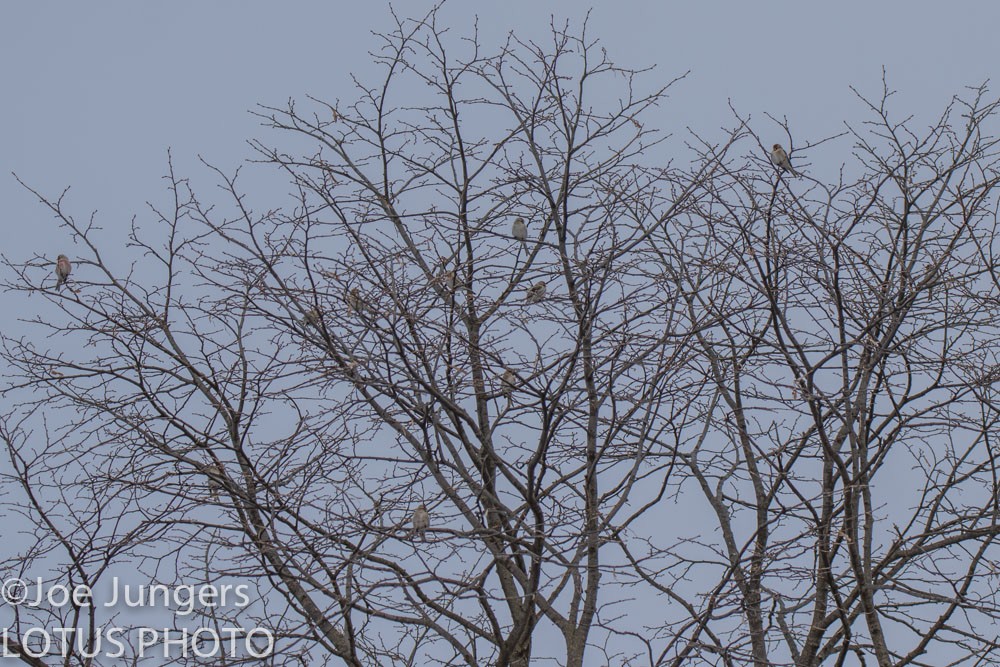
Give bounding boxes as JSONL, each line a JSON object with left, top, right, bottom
{"left": 3, "top": 0, "right": 994, "bottom": 576}
{"left": 1, "top": 2, "right": 998, "bottom": 663}
{"left": 4, "top": 1, "right": 996, "bottom": 270}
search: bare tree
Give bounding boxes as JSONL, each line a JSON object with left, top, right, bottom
{"left": 4, "top": 8, "right": 1000, "bottom": 667}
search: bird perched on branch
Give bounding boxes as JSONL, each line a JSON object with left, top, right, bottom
{"left": 345, "top": 287, "right": 363, "bottom": 315}
{"left": 525, "top": 281, "right": 546, "bottom": 304}
{"left": 793, "top": 375, "right": 809, "bottom": 401}
{"left": 512, "top": 217, "right": 527, "bottom": 243}
{"left": 411, "top": 504, "right": 430, "bottom": 541}
{"left": 770, "top": 144, "right": 799, "bottom": 177}
{"left": 203, "top": 462, "right": 223, "bottom": 501}
{"left": 439, "top": 269, "right": 457, "bottom": 291}
{"left": 55, "top": 255, "right": 72, "bottom": 290}
{"left": 301, "top": 308, "right": 322, "bottom": 328}
{"left": 500, "top": 368, "right": 517, "bottom": 398}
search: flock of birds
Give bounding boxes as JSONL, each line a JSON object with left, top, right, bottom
{"left": 48, "top": 144, "right": 799, "bottom": 301}
{"left": 403, "top": 144, "right": 800, "bottom": 542}
{"left": 48, "top": 144, "right": 801, "bottom": 544}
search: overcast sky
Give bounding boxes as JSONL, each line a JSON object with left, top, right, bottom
{"left": 4, "top": 1, "right": 997, "bottom": 274}
{"left": 2, "top": 0, "right": 996, "bottom": 555}
{"left": 1, "top": 3, "right": 998, "bottom": 662}
{"left": 3, "top": 0, "right": 994, "bottom": 546}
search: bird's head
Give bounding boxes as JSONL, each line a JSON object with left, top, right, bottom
{"left": 57, "top": 254, "right": 68, "bottom": 261}
{"left": 772, "top": 144, "right": 783, "bottom": 152}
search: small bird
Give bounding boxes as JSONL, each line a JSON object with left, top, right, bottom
{"left": 301, "top": 308, "right": 322, "bottom": 328}
{"left": 500, "top": 368, "right": 517, "bottom": 398}
{"left": 203, "top": 463, "right": 223, "bottom": 501}
{"left": 411, "top": 504, "right": 430, "bottom": 541}
{"left": 55, "top": 255, "right": 72, "bottom": 289}
{"left": 438, "top": 269, "right": 457, "bottom": 291}
{"left": 345, "top": 287, "right": 363, "bottom": 315}
{"left": 770, "top": 144, "right": 799, "bottom": 177}
{"left": 793, "top": 375, "right": 809, "bottom": 401}
{"left": 512, "top": 217, "right": 527, "bottom": 243}
{"left": 525, "top": 281, "right": 546, "bottom": 304}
